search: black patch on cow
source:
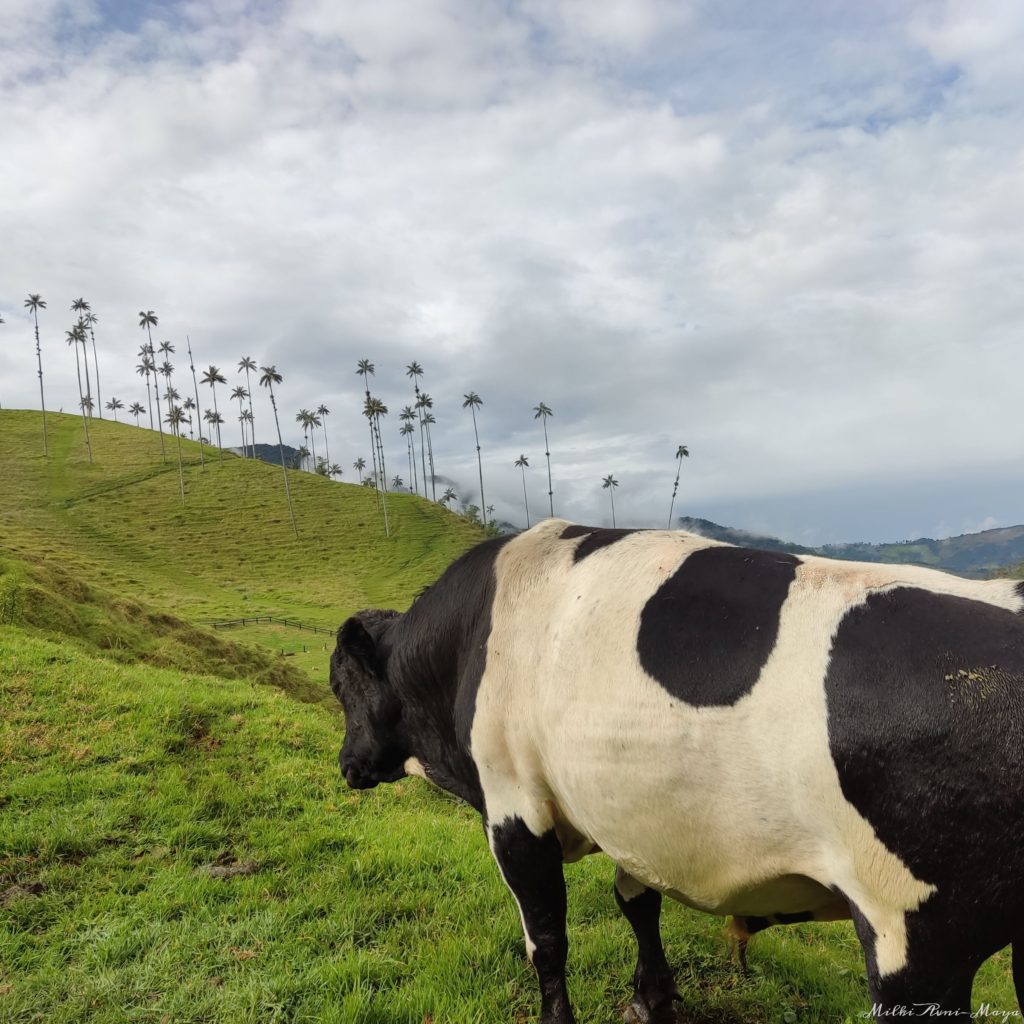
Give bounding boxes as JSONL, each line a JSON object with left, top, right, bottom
{"left": 377, "top": 534, "right": 515, "bottom": 812}
{"left": 825, "top": 586, "right": 1024, "bottom": 960}
{"left": 1017, "top": 580, "right": 1024, "bottom": 604}
{"left": 560, "top": 524, "right": 637, "bottom": 563}
{"left": 636, "top": 546, "right": 800, "bottom": 707}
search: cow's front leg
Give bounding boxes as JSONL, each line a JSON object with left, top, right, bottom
{"left": 614, "top": 867, "right": 680, "bottom": 1023}
{"left": 489, "top": 816, "right": 576, "bottom": 1024}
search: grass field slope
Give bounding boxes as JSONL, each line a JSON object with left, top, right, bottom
{"left": 0, "top": 409, "right": 1017, "bottom": 1022}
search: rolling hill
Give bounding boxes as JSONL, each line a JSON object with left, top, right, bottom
{"left": 679, "top": 516, "right": 1024, "bottom": 578}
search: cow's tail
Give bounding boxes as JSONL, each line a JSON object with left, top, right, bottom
{"left": 727, "top": 916, "right": 773, "bottom": 974}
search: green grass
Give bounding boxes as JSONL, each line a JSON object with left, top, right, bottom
{"left": 0, "top": 410, "right": 485, "bottom": 628}
{"left": 0, "top": 409, "right": 1018, "bottom": 1022}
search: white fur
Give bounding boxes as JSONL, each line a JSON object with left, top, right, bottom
{"left": 471, "top": 520, "right": 1023, "bottom": 977}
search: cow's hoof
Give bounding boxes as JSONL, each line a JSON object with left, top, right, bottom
{"left": 623, "top": 1000, "right": 678, "bottom": 1024}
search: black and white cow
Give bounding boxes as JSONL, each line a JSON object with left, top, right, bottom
{"left": 330, "top": 519, "right": 1024, "bottom": 1023}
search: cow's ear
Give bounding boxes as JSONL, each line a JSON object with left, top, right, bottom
{"left": 338, "top": 614, "right": 378, "bottom": 672}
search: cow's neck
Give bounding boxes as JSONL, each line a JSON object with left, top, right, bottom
{"left": 382, "top": 536, "right": 512, "bottom": 813}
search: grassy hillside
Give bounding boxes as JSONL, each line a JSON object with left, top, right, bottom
{"left": 1, "top": 409, "right": 1018, "bottom": 1021}
{"left": 0, "top": 409, "right": 485, "bottom": 629}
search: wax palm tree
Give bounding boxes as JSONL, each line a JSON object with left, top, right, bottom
{"left": 158, "top": 359, "right": 175, "bottom": 427}
{"left": 667, "top": 444, "right": 691, "bottom": 528}
{"left": 515, "top": 454, "right": 531, "bottom": 528}
{"left": 365, "top": 397, "right": 389, "bottom": 493}
{"left": 65, "top": 325, "right": 92, "bottom": 460}
{"left": 70, "top": 302, "right": 93, "bottom": 416}
{"left": 392, "top": 475, "right": 404, "bottom": 489}
{"left": 399, "top": 406, "right": 419, "bottom": 493}
{"left": 165, "top": 405, "right": 187, "bottom": 504}
{"left": 353, "top": 457, "right": 366, "bottom": 483}
{"left": 422, "top": 410, "right": 437, "bottom": 497}
{"left": 25, "top": 294, "right": 48, "bottom": 454}
{"left": 406, "top": 361, "right": 429, "bottom": 497}
{"left": 296, "top": 409, "right": 311, "bottom": 469}
{"left": 241, "top": 408, "right": 254, "bottom": 449}
{"left": 139, "top": 312, "right": 165, "bottom": 459}
{"left": 186, "top": 336, "right": 205, "bottom": 468}
{"left": 259, "top": 365, "right": 298, "bottom": 538}
{"left": 308, "top": 409, "right": 322, "bottom": 471}
{"left": 416, "top": 392, "right": 437, "bottom": 500}
{"left": 129, "top": 401, "right": 145, "bottom": 426}
{"left": 362, "top": 395, "right": 391, "bottom": 535}
{"left": 84, "top": 310, "right": 101, "bottom": 417}
{"left": 204, "top": 410, "right": 225, "bottom": 461}
{"left": 400, "top": 421, "right": 415, "bottom": 491}
{"left": 200, "top": 365, "right": 226, "bottom": 456}
{"left": 157, "top": 342, "right": 175, "bottom": 410}
{"left": 136, "top": 350, "right": 155, "bottom": 429}
{"left": 238, "top": 356, "right": 257, "bottom": 456}
{"left": 316, "top": 404, "right": 331, "bottom": 470}
{"left": 182, "top": 396, "right": 196, "bottom": 438}
{"left": 163, "top": 388, "right": 181, "bottom": 431}
{"left": 232, "top": 386, "right": 249, "bottom": 452}
{"left": 534, "top": 402, "right": 554, "bottom": 517}
{"left": 105, "top": 397, "right": 123, "bottom": 422}
{"left": 602, "top": 474, "right": 619, "bottom": 528}
{"left": 441, "top": 487, "right": 457, "bottom": 508}
{"left": 462, "top": 391, "right": 487, "bottom": 525}
{"left": 296, "top": 446, "right": 310, "bottom": 471}
{"left": 356, "top": 360, "right": 381, "bottom": 508}
{"left": 329, "top": 463, "right": 342, "bottom": 479}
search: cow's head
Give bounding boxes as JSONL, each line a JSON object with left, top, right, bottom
{"left": 330, "top": 608, "right": 406, "bottom": 789}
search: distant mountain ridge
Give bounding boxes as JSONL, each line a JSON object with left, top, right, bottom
{"left": 677, "top": 517, "right": 1024, "bottom": 578}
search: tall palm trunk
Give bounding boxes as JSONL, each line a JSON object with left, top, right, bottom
{"left": 186, "top": 337, "right": 205, "bottom": 469}
{"left": 268, "top": 386, "right": 298, "bottom": 538}
{"left": 423, "top": 417, "right": 436, "bottom": 500}
{"left": 309, "top": 427, "right": 317, "bottom": 472}
{"left": 609, "top": 487, "right": 616, "bottom": 528}
{"left": 174, "top": 429, "right": 185, "bottom": 505}
{"left": 243, "top": 367, "right": 256, "bottom": 458}
{"left": 237, "top": 397, "right": 247, "bottom": 451}
{"left": 80, "top": 338, "right": 93, "bottom": 417}
{"left": 89, "top": 324, "right": 102, "bottom": 418}
{"left": 542, "top": 419, "right": 553, "bottom": 517}
{"left": 373, "top": 416, "right": 388, "bottom": 494}
{"left": 414, "top": 386, "right": 428, "bottom": 498}
{"left": 363, "top": 388, "right": 381, "bottom": 513}
{"left": 211, "top": 386, "right": 222, "bottom": 456}
{"left": 409, "top": 429, "right": 418, "bottom": 494}
{"left": 144, "top": 327, "right": 165, "bottom": 460}
{"left": 375, "top": 415, "right": 390, "bottom": 536}
{"left": 144, "top": 371, "right": 153, "bottom": 429}
{"left": 32, "top": 310, "right": 47, "bottom": 455}
{"left": 470, "top": 407, "right": 486, "bottom": 526}
{"left": 70, "top": 340, "right": 92, "bottom": 463}
{"left": 245, "top": 372, "right": 256, "bottom": 456}
{"left": 520, "top": 464, "right": 530, "bottom": 528}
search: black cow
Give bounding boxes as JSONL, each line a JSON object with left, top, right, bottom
{"left": 330, "top": 519, "right": 1024, "bottom": 1023}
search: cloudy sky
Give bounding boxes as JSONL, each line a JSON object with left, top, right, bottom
{"left": 2, "top": 0, "right": 1023, "bottom": 543}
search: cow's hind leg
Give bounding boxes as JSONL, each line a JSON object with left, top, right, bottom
{"left": 614, "top": 867, "right": 680, "bottom": 1024}
{"left": 851, "top": 906, "right": 977, "bottom": 1019}
{"left": 489, "top": 816, "right": 576, "bottom": 1024}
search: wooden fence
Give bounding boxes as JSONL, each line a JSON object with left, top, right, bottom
{"left": 206, "top": 615, "right": 335, "bottom": 636}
